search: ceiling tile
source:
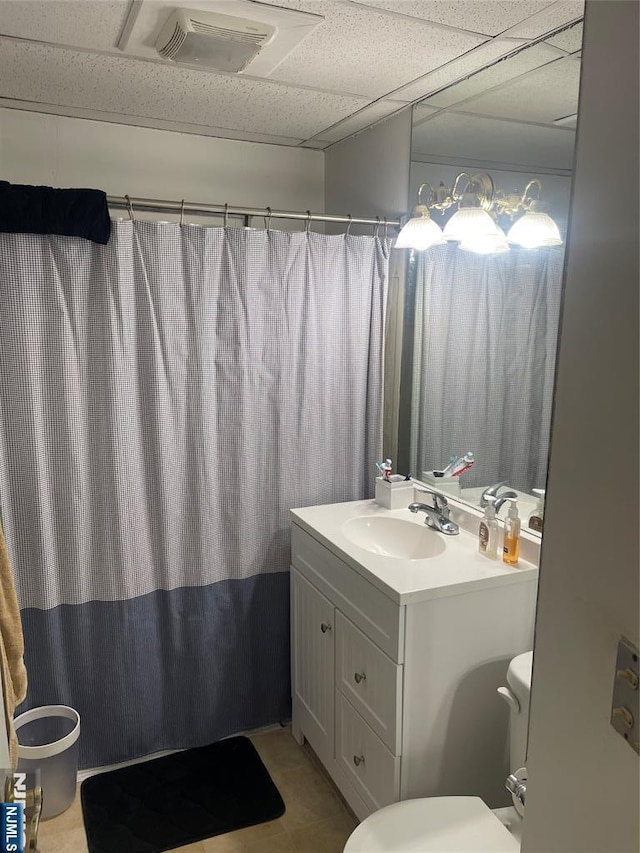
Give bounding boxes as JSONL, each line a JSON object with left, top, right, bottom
{"left": 306, "top": 100, "right": 406, "bottom": 143}
{"left": 419, "top": 42, "right": 565, "bottom": 108}
{"left": 503, "top": 0, "right": 584, "bottom": 38}
{"left": 0, "top": 39, "right": 371, "bottom": 139}
{"left": 0, "top": 0, "right": 130, "bottom": 49}
{"left": 391, "top": 38, "right": 527, "bottom": 103}
{"left": 545, "top": 20, "right": 583, "bottom": 52}
{"left": 454, "top": 56, "right": 581, "bottom": 123}
{"left": 0, "top": 99, "right": 305, "bottom": 145}
{"left": 267, "top": 1, "right": 487, "bottom": 98}
{"left": 411, "top": 111, "right": 576, "bottom": 169}
{"left": 350, "top": 1, "right": 556, "bottom": 37}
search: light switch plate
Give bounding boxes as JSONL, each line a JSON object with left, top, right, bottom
{"left": 611, "top": 636, "right": 639, "bottom": 754}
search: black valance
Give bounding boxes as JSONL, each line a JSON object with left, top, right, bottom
{"left": 0, "top": 181, "right": 111, "bottom": 245}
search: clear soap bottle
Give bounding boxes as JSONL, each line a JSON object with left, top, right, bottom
{"left": 503, "top": 500, "right": 521, "bottom": 566}
{"left": 478, "top": 497, "right": 500, "bottom": 560}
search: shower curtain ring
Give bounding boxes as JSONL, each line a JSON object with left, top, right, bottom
{"left": 374, "top": 216, "right": 380, "bottom": 238}
{"left": 180, "top": 199, "right": 185, "bottom": 227}
{"left": 124, "top": 195, "right": 134, "bottom": 221}
{"left": 224, "top": 203, "right": 229, "bottom": 229}
{"left": 305, "top": 211, "right": 312, "bottom": 233}
{"left": 346, "top": 214, "right": 353, "bottom": 236}
{"left": 265, "top": 206, "right": 272, "bottom": 232}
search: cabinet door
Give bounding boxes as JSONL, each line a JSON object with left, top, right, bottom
{"left": 291, "top": 568, "right": 335, "bottom": 763}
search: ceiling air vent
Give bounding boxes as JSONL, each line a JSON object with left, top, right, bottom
{"left": 155, "top": 8, "right": 276, "bottom": 73}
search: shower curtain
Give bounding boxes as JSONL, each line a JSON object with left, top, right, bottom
{"left": 0, "top": 220, "right": 389, "bottom": 768}
{"left": 410, "top": 243, "right": 563, "bottom": 493}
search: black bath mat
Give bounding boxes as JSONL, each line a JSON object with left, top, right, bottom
{"left": 80, "top": 736, "right": 285, "bottom": 853}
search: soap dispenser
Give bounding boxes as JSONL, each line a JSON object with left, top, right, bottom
{"left": 503, "top": 500, "right": 521, "bottom": 566}
{"left": 478, "top": 497, "right": 500, "bottom": 560}
{"left": 528, "top": 488, "right": 545, "bottom": 532}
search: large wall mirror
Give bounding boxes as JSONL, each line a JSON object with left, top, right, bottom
{"left": 395, "top": 18, "right": 584, "bottom": 536}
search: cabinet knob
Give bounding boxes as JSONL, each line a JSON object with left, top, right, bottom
{"left": 354, "top": 672, "right": 366, "bottom": 684}
{"left": 320, "top": 622, "right": 332, "bottom": 633}
{"left": 353, "top": 754, "right": 365, "bottom": 767}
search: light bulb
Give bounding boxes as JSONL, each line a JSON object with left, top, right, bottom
{"left": 443, "top": 207, "right": 501, "bottom": 243}
{"left": 507, "top": 201, "right": 563, "bottom": 248}
{"left": 395, "top": 205, "right": 446, "bottom": 250}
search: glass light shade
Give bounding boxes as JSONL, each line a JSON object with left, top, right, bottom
{"left": 459, "top": 225, "right": 510, "bottom": 255}
{"left": 507, "top": 211, "right": 563, "bottom": 248}
{"left": 395, "top": 206, "right": 446, "bottom": 250}
{"left": 442, "top": 207, "right": 502, "bottom": 243}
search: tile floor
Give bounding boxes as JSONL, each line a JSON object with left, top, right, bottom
{"left": 37, "top": 727, "right": 359, "bottom": 853}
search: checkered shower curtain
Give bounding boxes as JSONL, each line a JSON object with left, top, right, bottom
{"left": 0, "top": 220, "right": 389, "bottom": 768}
{"left": 410, "top": 243, "right": 563, "bottom": 494}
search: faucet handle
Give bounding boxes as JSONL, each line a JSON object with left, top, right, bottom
{"left": 415, "top": 487, "right": 448, "bottom": 513}
{"left": 483, "top": 480, "right": 508, "bottom": 496}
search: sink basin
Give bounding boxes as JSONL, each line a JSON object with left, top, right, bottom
{"left": 341, "top": 516, "right": 447, "bottom": 560}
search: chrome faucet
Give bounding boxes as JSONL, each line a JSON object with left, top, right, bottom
{"left": 505, "top": 773, "right": 526, "bottom": 809}
{"left": 481, "top": 481, "right": 517, "bottom": 509}
{"left": 408, "top": 488, "right": 459, "bottom": 535}
{"left": 494, "top": 494, "right": 518, "bottom": 512}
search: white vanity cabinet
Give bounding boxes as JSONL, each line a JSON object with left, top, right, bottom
{"left": 290, "top": 503, "right": 538, "bottom": 822}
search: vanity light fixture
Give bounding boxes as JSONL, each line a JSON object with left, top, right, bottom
{"left": 397, "top": 173, "right": 563, "bottom": 253}
{"left": 395, "top": 183, "right": 446, "bottom": 250}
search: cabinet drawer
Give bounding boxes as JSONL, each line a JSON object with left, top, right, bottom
{"left": 291, "top": 524, "right": 404, "bottom": 662}
{"left": 336, "top": 692, "right": 400, "bottom": 814}
{"left": 336, "top": 612, "right": 402, "bottom": 754}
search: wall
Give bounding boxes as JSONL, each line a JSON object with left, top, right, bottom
{"left": 0, "top": 108, "right": 324, "bottom": 227}
{"left": 324, "top": 109, "right": 412, "bottom": 235}
{"left": 522, "top": 2, "right": 639, "bottom": 852}
{"left": 324, "top": 109, "right": 413, "bottom": 464}
{"left": 409, "top": 162, "right": 573, "bottom": 236}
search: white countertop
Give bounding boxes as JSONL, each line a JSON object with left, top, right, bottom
{"left": 291, "top": 498, "right": 538, "bottom": 605}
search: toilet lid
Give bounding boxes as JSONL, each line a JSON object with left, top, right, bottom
{"left": 344, "top": 797, "right": 519, "bottom": 852}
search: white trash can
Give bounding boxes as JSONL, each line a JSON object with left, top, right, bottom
{"left": 15, "top": 705, "right": 80, "bottom": 820}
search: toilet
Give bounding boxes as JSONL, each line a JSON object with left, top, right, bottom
{"left": 344, "top": 651, "right": 534, "bottom": 852}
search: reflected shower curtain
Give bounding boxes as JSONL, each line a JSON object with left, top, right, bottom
{"left": 0, "top": 221, "right": 389, "bottom": 767}
{"left": 410, "top": 244, "right": 563, "bottom": 493}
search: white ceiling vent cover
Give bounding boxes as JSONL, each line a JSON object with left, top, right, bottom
{"left": 156, "top": 9, "right": 275, "bottom": 73}
{"left": 119, "top": 0, "right": 324, "bottom": 77}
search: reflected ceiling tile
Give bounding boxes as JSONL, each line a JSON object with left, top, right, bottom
{"left": 0, "top": 40, "right": 371, "bottom": 139}
{"left": 0, "top": 0, "right": 130, "bottom": 49}
{"left": 456, "top": 57, "right": 581, "bottom": 123}
{"left": 545, "top": 21, "right": 583, "bottom": 52}
{"left": 411, "top": 111, "right": 575, "bottom": 170}
{"left": 268, "top": 3, "right": 486, "bottom": 98}
{"left": 350, "top": 0, "right": 556, "bottom": 37}
{"left": 308, "top": 100, "right": 406, "bottom": 143}
{"left": 421, "top": 42, "right": 565, "bottom": 108}
{"left": 391, "top": 39, "right": 527, "bottom": 103}
{"left": 504, "top": 0, "right": 584, "bottom": 38}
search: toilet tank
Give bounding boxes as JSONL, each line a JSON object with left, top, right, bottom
{"left": 502, "top": 651, "right": 534, "bottom": 769}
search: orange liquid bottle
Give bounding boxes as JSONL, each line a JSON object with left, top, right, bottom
{"left": 502, "top": 500, "right": 521, "bottom": 566}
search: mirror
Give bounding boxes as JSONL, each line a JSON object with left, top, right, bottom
{"left": 397, "top": 21, "right": 584, "bottom": 535}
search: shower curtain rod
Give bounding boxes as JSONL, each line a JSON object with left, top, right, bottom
{"left": 107, "top": 195, "right": 401, "bottom": 229}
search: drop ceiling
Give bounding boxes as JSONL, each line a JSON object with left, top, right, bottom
{"left": 0, "top": 0, "right": 584, "bottom": 154}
